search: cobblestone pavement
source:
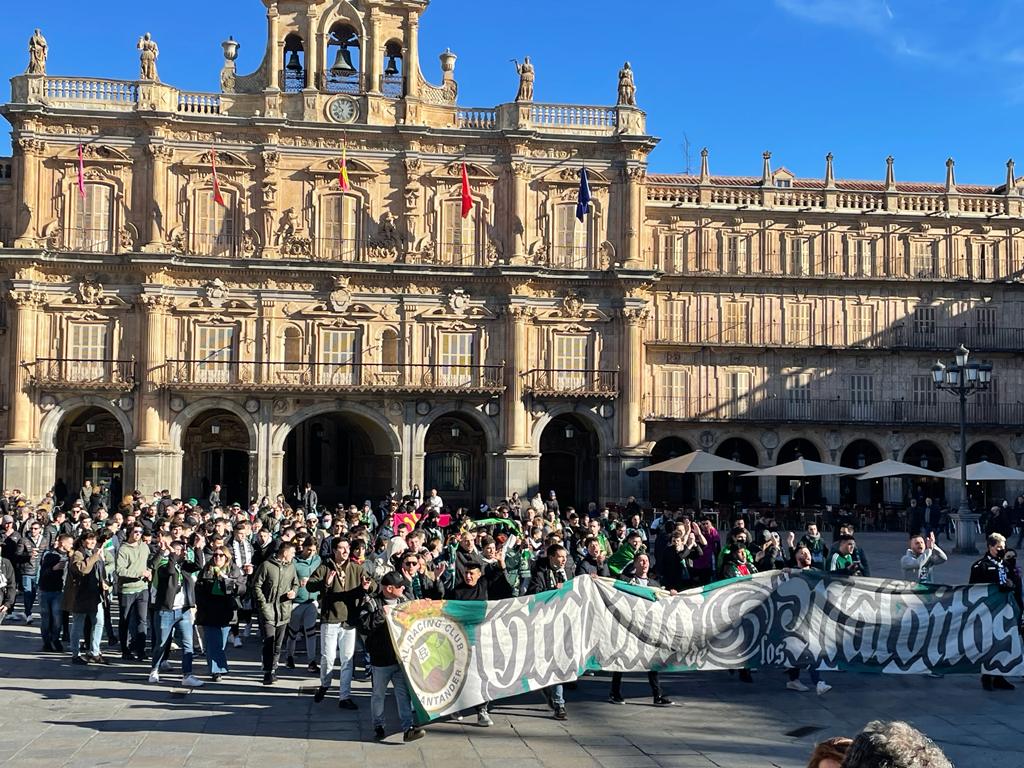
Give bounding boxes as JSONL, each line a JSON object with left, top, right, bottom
{"left": 0, "top": 532, "right": 1016, "bottom": 768}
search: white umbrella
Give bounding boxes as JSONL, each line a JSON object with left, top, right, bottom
{"left": 854, "top": 459, "right": 944, "bottom": 480}
{"left": 639, "top": 450, "right": 756, "bottom": 475}
{"left": 744, "top": 458, "right": 860, "bottom": 506}
{"left": 743, "top": 459, "right": 861, "bottom": 478}
{"left": 640, "top": 450, "right": 756, "bottom": 507}
{"left": 937, "top": 461, "right": 1024, "bottom": 481}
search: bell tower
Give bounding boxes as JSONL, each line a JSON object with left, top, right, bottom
{"left": 220, "top": 1, "right": 457, "bottom": 127}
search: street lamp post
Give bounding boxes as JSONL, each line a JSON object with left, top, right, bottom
{"left": 930, "top": 344, "right": 994, "bottom": 555}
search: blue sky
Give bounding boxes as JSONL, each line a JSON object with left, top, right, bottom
{"left": 4, "top": 0, "right": 1024, "bottom": 184}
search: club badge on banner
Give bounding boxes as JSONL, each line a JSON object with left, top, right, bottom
{"left": 385, "top": 570, "right": 1024, "bottom": 723}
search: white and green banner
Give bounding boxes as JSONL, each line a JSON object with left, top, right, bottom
{"left": 385, "top": 571, "right": 1023, "bottom": 723}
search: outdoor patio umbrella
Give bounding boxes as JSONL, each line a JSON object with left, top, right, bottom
{"left": 936, "top": 461, "right": 1024, "bottom": 482}
{"left": 854, "top": 459, "right": 943, "bottom": 480}
{"left": 639, "top": 450, "right": 756, "bottom": 506}
{"left": 743, "top": 459, "right": 860, "bottom": 506}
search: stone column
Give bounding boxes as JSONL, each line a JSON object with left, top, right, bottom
{"left": 504, "top": 306, "right": 532, "bottom": 450}
{"left": 510, "top": 161, "right": 531, "bottom": 263}
{"left": 7, "top": 290, "right": 44, "bottom": 445}
{"left": 367, "top": 8, "right": 382, "bottom": 93}
{"left": 266, "top": 4, "right": 281, "bottom": 92}
{"left": 304, "top": 10, "right": 318, "bottom": 90}
{"left": 405, "top": 12, "right": 420, "bottom": 99}
{"left": 14, "top": 138, "right": 43, "bottom": 247}
{"left": 137, "top": 296, "right": 171, "bottom": 447}
{"left": 619, "top": 306, "right": 648, "bottom": 449}
{"left": 622, "top": 165, "right": 645, "bottom": 267}
{"left": 142, "top": 143, "right": 172, "bottom": 252}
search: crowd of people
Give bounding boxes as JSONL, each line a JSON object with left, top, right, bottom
{"left": 0, "top": 483, "right": 1019, "bottom": 749}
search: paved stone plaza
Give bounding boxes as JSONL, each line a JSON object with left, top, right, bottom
{"left": 0, "top": 532, "right": 1016, "bottom": 768}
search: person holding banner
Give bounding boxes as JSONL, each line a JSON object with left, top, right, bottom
{"left": 527, "top": 544, "right": 570, "bottom": 720}
{"left": 785, "top": 546, "right": 832, "bottom": 695}
{"left": 971, "top": 533, "right": 1017, "bottom": 691}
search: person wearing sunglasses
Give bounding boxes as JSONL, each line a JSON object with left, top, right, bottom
{"left": 195, "top": 546, "right": 246, "bottom": 682}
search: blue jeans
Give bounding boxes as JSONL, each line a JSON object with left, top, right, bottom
{"left": 38, "top": 590, "right": 63, "bottom": 646}
{"left": 545, "top": 684, "right": 565, "bottom": 707}
{"left": 21, "top": 574, "right": 38, "bottom": 616}
{"left": 152, "top": 608, "right": 194, "bottom": 677}
{"left": 202, "top": 626, "right": 230, "bottom": 675}
{"left": 70, "top": 603, "right": 104, "bottom": 658}
{"left": 371, "top": 664, "right": 413, "bottom": 731}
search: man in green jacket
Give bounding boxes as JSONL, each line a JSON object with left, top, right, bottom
{"left": 115, "top": 524, "right": 151, "bottom": 660}
{"left": 306, "top": 537, "right": 373, "bottom": 709}
{"left": 252, "top": 540, "right": 300, "bottom": 686}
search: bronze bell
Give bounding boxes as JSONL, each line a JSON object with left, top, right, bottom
{"left": 384, "top": 55, "right": 399, "bottom": 76}
{"left": 331, "top": 46, "right": 356, "bottom": 75}
{"left": 285, "top": 50, "right": 302, "bottom": 73}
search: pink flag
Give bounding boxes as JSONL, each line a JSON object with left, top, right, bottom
{"left": 77, "top": 144, "right": 86, "bottom": 199}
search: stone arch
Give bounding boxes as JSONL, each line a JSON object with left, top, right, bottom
{"left": 169, "top": 398, "right": 258, "bottom": 452}
{"left": 271, "top": 400, "right": 400, "bottom": 455}
{"left": 40, "top": 395, "right": 135, "bottom": 450}
{"left": 413, "top": 403, "right": 499, "bottom": 456}
{"left": 530, "top": 405, "right": 613, "bottom": 455}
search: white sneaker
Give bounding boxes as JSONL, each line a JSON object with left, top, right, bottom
{"left": 182, "top": 675, "right": 205, "bottom": 688}
{"left": 231, "top": 636, "right": 243, "bottom": 648}
{"left": 816, "top": 681, "right": 832, "bottom": 696}
{"left": 25, "top": 615, "right": 35, "bottom": 625}
{"left": 477, "top": 712, "right": 493, "bottom": 727}
{"left": 148, "top": 670, "right": 160, "bottom": 684}
{"left": 786, "top": 680, "right": 810, "bottom": 692}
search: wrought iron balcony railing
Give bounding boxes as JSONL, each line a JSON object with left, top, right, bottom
{"left": 644, "top": 396, "right": 1017, "bottom": 428}
{"left": 522, "top": 369, "right": 619, "bottom": 398}
{"left": 30, "top": 358, "right": 136, "bottom": 392}
{"left": 163, "top": 360, "right": 505, "bottom": 395}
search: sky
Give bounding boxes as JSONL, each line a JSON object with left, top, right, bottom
{"left": 4, "top": 0, "right": 1024, "bottom": 185}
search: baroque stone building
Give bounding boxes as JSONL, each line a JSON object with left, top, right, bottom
{"left": 0, "top": 0, "right": 1021, "bottom": 509}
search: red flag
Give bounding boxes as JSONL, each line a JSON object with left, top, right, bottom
{"left": 211, "top": 148, "right": 226, "bottom": 207}
{"left": 76, "top": 144, "right": 86, "bottom": 199}
{"left": 460, "top": 162, "right": 473, "bottom": 219}
{"left": 339, "top": 144, "right": 351, "bottom": 191}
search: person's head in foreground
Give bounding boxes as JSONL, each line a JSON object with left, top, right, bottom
{"left": 840, "top": 720, "right": 952, "bottom": 768}
{"left": 807, "top": 737, "right": 852, "bottom": 768}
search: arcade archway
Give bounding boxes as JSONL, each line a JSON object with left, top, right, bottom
{"left": 902, "top": 440, "right": 946, "bottom": 503}
{"left": 424, "top": 413, "right": 489, "bottom": 512}
{"left": 539, "top": 414, "right": 599, "bottom": 513}
{"left": 714, "top": 437, "right": 760, "bottom": 505}
{"left": 181, "top": 409, "right": 251, "bottom": 506}
{"left": 777, "top": 438, "right": 822, "bottom": 506}
{"left": 647, "top": 437, "right": 694, "bottom": 509}
{"left": 839, "top": 439, "right": 884, "bottom": 505}
{"left": 54, "top": 406, "right": 127, "bottom": 508}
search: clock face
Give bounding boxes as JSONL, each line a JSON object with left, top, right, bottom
{"left": 329, "top": 97, "right": 358, "bottom": 124}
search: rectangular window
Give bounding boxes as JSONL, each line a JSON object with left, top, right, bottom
{"left": 321, "top": 195, "right": 357, "bottom": 261}
{"left": 722, "top": 370, "right": 752, "bottom": 418}
{"left": 552, "top": 334, "right": 588, "bottom": 390}
{"left": 443, "top": 201, "right": 476, "bottom": 265}
{"left": 321, "top": 329, "right": 357, "bottom": 385}
{"left": 73, "top": 185, "right": 113, "bottom": 253}
{"left": 976, "top": 243, "right": 992, "bottom": 280}
{"left": 726, "top": 235, "right": 746, "bottom": 274}
{"left": 787, "top": 303, "right": 811, "bottom": 345}
{"left": 913, "top": 306, "right": 936, "bottom": 340}
{"left": 662, "top": 299, "right": 687, "bottom": 343}
{"left": 976, "top": 306, "right": 996, "bottom": 336}
{"left": 786, "top": 373, "right": 811, "bottom": 403}
{"left": 849, "top": 304, "right": 874, "bottom": 345}
{"left": 195, "top": 325, "right": 235, "bottom": 384}
{"left": 438, "top": 331, "right": 475, "bottom": 387}
{"left": 852, "top": 239, "right": 873, "bottom": 277}
{"left": 791, "top": 238, "right": 810, "bottom": 276}
{"left": 850, "top": 374, "right": 874, "bottom": 420}
{"left": 67, "top": 323, "right": 107, "bottom": 380}
{"left": 911, "top": 375, "right": 937, "bottom": 406}
{"left": 661, "top": 232, "right": 683, "bottom": 274}
{"left": 195, "top": 190, "right": 235, "bottom": 257}
{"left": 659, "top": 369, "right": 689, "bottom": 418}
{"left": 723, "top": 302, "right": 749, "bottom": 344}
{"left": 911, "top": 240, "right": 937, "bottom": 277}
{"left": 554, "top": 205, "right": 589, "bottom": 269}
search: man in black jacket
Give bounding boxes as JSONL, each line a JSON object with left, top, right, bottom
{"left": 37, "top": 533, "right": 73, "bottom": 651}
{"left": 147, "top": 539, "right": 204, "bottom": 688}
{"left": 575, "top": 537, "right": 611, "bottom": 578}
{"left": 970, "top": 533, "right": 1016, "bottom": 692}
{"left": 359, "top": 572, "right": 425, "bottom": 743}
{"left": 0, "top": 554, "right": 15, "bottom": 625}
{"left": 527, "top": 544, "right": 570, "bottom": 720}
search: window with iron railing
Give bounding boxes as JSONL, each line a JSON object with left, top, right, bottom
{"left": 71, "top": 184, "right": 113, "bottom": 253}
{"left": 910, "top": 240, "right": 937, "bottom": 277}
{"left": 848, "top": 304, "right": 874, "bottom": 345}
{"left": 723, "top": 302, "right": 749, "bottom": 344}
{"left": 913, "top": 306, "right": 936, "bottom": 338}
{"left": 66, "top": 323, "right": 108, "bottom": 379}
{"left": 438, "top": 331, "right": 475, "bottom": 387}
{"left": 552, "top": 204, "right": 591, "bottom": 268}
{"left": 789, "top": 237, "right": 810, "bottom": 276}
{"left": 850, "top": 374, "right": 874, "bottom": 420}
{"left": 194, "top": 189, "right": 235, "bottom": 257}
{"left": 552, "top": 334, "right": 589, "bottom": 390}
{"left": 851, "top": 238, "right": 874, "bottom": 277}
{"left": 725, "top": 235, "right": 746, "bottom": 274}
{"left": 786, "top": 303, "right": 811, "bottom": 345}
{"left": 659, "top": 369, "right": 688, "bottom": 418}
{"left": 976, "top": 306, "right": 997, "bottom": 337}
{"left": 319, "top": 329, "right": 357, "bottom": 385}
{"left": 319, "top": 194, "right": 358, "bottom": 261}
{"left": 721, "top": 371, "right": 752, "bottom": 418}
{"left": 195, "top": 326, "right": 235, "bottom": 384}
{"left": 442, "top": 200, "right": 478, "bottom": 265}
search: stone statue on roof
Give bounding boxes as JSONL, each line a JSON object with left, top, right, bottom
{"left": 138, "top": 32, "right": 160, "bottom": 82}
{"left": 617, "top": 62, "right": 636, "bottom": 107}
{"left": 27, "top": 29, "right": 47, "bottom": 75}
{"left": 513, "top": 56, "right": 534, "bottom": 102}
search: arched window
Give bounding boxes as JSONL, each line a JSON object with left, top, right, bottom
{"left": 442, "top": 200, "right": 478, "bottom": 265}
{"left": 382, "top": 40, "right": 404, "bottom": 98}
{"left": 283, "top": 34, "right": 305, "bottom": 93}
{"left": 319, "top": 194, "right": 358, "bottom": 260}
{"left": 282, "top": 327, "right": 304, "bottom": 371}
{"left": 381, "top": 328, "right": 399, "bottom": 374}
{"left": 326, "top": 23, "right": 360, "bottom": 93}
{"left": 194, "top": 188, "right": 235, "bottom": 257}
{"left": 73, "top": 184, "right": 113, "bottom": 252}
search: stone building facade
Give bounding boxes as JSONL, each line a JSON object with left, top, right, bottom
{"left": 0, "top": 0, "right": 1021, "bottom": 509}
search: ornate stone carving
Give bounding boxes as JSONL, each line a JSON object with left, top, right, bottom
{"left": 204, "top": 278, "right": 227, "bottom": 308}
{"left": 78, "top": 278, "right": 104, "bottom": 304}
{"left": 366, "top": 212, "right": 404, "bottom": 260}
{"left": 599, "top": 241, "right": 617, "bottom": 269}
{"left": 699, "top": 430, "right": 716, "bottom": 449}
{"left": 511, "top": 161, "right": 533, "bottom": 179}
{"left": 119, "top": 224, "right": 138, "bottom": 252}
{"left": 137, "top": 32, "right": 159, "bottom": 82}
{"left": 562, "top": 291, "right": 584, "bottom": 318}
{"left": 11, "top": 290, "right": 46, "bottom": 308}
{"left": 446, "top": 288, "right": 470, "bottom": 314}
{"left": 328, "top": 275, "right": 352, "bottom": 313}
{"left": 617, "top": 62, "right": 636, "bottom": 107}
{"left": 622, "top": 306, "right": 650, "bottom": 326}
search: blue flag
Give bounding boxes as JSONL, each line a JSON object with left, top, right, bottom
{"left": 576, "top": 167, "right": 592, "bottom": 222}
